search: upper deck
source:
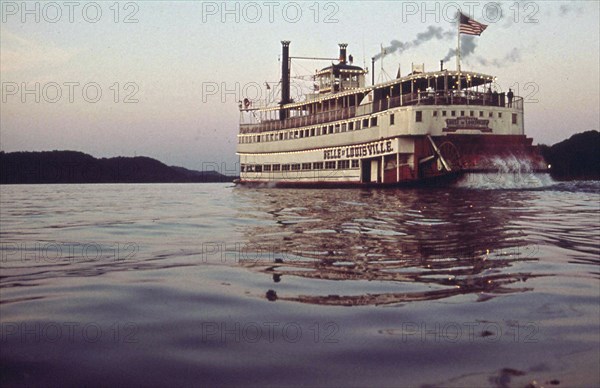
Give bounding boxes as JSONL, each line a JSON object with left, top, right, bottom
{"left": 239, "top": 69, "right": 521, "bottom": 135}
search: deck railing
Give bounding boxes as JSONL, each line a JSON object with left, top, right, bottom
{"left": 240, "top": 91, "right": 523, "bottom": 134}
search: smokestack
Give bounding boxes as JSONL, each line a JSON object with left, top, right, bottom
{"left": 338, "top": 43, "right": 348, "bottom": 64}
{"left": 280, "top": 41, "right": 291, "bottom": 120}
{"left": 440, "top": 60, "right": 444, "bottom": 71}
{"left": 371, "top": 57, "right": 375, "bottom": 85}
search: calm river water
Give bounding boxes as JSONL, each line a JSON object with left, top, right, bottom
{"left": 1, "top": 178, "right": 599, "bottom": 387}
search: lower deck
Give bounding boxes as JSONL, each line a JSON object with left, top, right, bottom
{"left": 238, "top": 134, "right": 545, "bottom": 186}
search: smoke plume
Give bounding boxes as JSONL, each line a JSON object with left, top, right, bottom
{"left": 442, "top": 35, "right": 477, "bottom": 62}
{"left": 374, "top": 26, "right": 454, "bottom": 61}
{"left": 475, "top": 48, "right": 522, "bottom": 67}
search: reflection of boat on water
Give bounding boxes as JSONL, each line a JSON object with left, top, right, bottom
{"left": 236, "top": 41, "right": 548, "bottom": 187}
{"left": 234, "top": 188, "right": 542, "bottom": 306}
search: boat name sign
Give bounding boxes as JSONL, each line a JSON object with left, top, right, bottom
{"left": 324, "top": 140, "right": 394, "bottom": 160}
{"left": 443, "top": 117, "right": 492, "bottom": 132}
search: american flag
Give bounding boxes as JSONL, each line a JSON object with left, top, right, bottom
{"left": 459, "top": 13, "right": 488, "bottom": 36}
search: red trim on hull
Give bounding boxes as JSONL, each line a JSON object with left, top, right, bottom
{"left": 442, "top": 134, "right": 547, "bottom": 170}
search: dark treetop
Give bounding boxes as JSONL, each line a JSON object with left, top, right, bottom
{"left": 539, "top": 130, "right": 600, "bottom": 180}
{"left": 0, "top": 151, "right": 236, "bottom": 184}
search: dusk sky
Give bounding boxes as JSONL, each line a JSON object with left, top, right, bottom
{"left": 1, "top": 1, "right": 598, "bottom": 172}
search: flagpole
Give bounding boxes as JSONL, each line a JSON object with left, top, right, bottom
{"left": 457, "top": 13, "right": 461, "bottom": 92}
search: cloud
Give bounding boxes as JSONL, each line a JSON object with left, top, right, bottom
{"left": 559, "top": 3, "right": 584, "bottom": 16}
{"left": 0, "top": 29, "right": 76, "bottom": 73}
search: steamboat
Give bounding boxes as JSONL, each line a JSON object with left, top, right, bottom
{"left": 236, "top": 41, "right": 546, "bottom": 187}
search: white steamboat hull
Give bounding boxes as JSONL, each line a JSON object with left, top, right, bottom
{"left": 237, "top": 104, "right": 545, "bottom": 187}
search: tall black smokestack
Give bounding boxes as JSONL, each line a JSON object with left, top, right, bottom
{"left": 440, "top": 60, "right": 444, "bottom": 71}
{"left": 280, "top": 41, "right": 291, "bottom": 120}
{"left": 371, "top": 57, "right": 375, "bottom": 85}
{"left": 338, "top": 43, "right": 348, "bottom": 64}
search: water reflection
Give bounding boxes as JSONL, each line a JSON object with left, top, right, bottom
{"left": 234, "top": 187, "right": 542, "bottom": 306}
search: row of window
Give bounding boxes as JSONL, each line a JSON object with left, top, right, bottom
{"left": 240, "top": 109, "right": 518, "bottom": 144}
{"left": 420, "top": 110, "right": 508, "bottom": 124}
{"left": 242, "top": 159, "right": 360, "bottom": 173}
{"left": 416, "top": 110, "right": 517, "bottom": 123}
{"left": 239, "top": 117, "right": 379, "bottom": 144}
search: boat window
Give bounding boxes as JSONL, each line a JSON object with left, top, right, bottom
{"left": 311, "top": 128, "right": 315, "bottom": 136}
{"left": 489, "top": 111, "right": 493, "bottom": 118}
{"left": 390, "top": 114, "right": 395, "bottom": 125}
{"left": 432, "top": 111, "right": 438, "bottom": 117}
{"left": 479, "top": 111, "right": 484, "bottom": 117}
{"left": 442, "top": 111, "right": 447, "bottom": 116}
{"left": 451, "top": 111, "right": 456, "bottom": 116}
{"left": 302, "top": 163, "right": 312, "bottom": 170}
{"left": 415, "top": 111, "right": 422, "bottom": 122}
{"left": 460, "top": 111, "right": 465, "bottom": 116}
{"left": 498, "top": 112, "right": 502, "bottom": 118}
{"left": 282, "top": 164, "right": 290, "bottom": 171}
{"left": 304, "top": 129, "right": 309, "bottom": 137}
{"left": 240, "top": 165, "right": 246, "bottom": 172}
{"left": 273, "top": 164, "right": 281, "bottom": 171}
{"left": 349, "top": 122, "right": 354, "bottom": 131}
{"left": 371, "top": 117, "right": 378, "bottom": 127}
{"left": 325, "top": 161, "right": 336, "bottom": 169}
{"left": 342, "top": 123, "right": 347, "bottom": 132}
{"left": 470, "top": 111, "right": 474, "bottom": 116}
{"left": 264, "top": 165, "right": 272, "bottom": 172}
{"left": 356, "top": 121, "right": 361, "bottom": 130}
{"left": 329, "top": 125, "right": 334, "bottom": 134}
{"left": 335, "top": 124, "right": 340, "bottom": 133}
{"left": 363, "top": 118, "right": 369, "bottom": 128}
{"left": 313, "top": 162, "right": 324, "bottom": 169}
{"left": 291, "top": 164, "right": 301, "bottom": 171}
{"left": 351, "top": 160, "right": 359, "bottom": 168}
{"left": 337, "top": 160, "right": 350, "bottom": 169}
{"left": 512, "top": 113, "right": 517, "bottom": 124}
